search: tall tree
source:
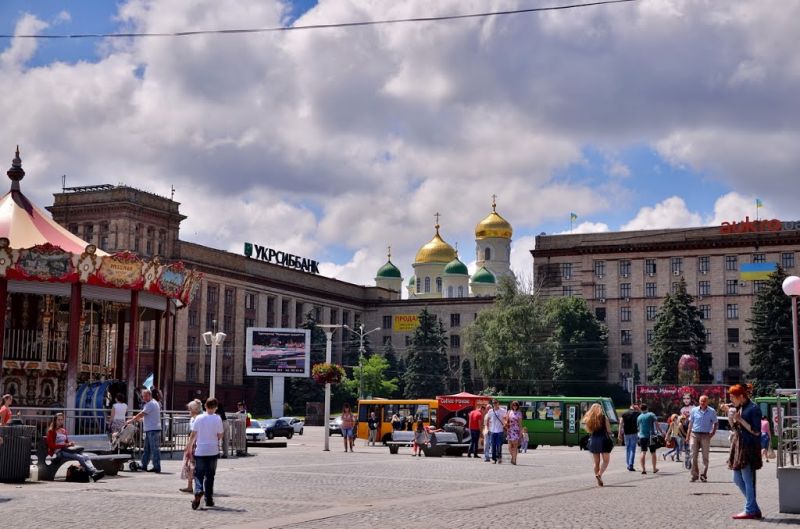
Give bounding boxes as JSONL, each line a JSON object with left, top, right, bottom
{"left": 403, "top": 308, "right": 449, "bottom": 398}
{"left": 747, "top": 267, "right": 794, "bottom": 396}
{"left": 342, "top": 355, "right": 399, "bottom": 399}
{"left": 381, "top": 342, "right": 402, "bottom": 398}
{"left": 649, "top": 278, "right": 706, "bottom": 384}
{"left": 545, "top": 296, "right": 608, "bottom": 394}
{"left": 465, "top": 276, "right": 553, "bottom": 395}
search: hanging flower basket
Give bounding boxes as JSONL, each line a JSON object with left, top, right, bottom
{"left": 312, "top": 362, "right": 346, "bottom": 385}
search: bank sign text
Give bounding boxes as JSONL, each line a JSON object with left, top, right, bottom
{"left": 244, "top": 242, "right": 320, "bottom": 274}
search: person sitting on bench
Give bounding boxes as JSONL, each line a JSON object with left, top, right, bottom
{"left": 45, "top": 412, "right": 105, "bottom": 482}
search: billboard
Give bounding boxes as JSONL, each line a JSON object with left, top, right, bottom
{"left": 635, "top": 384, "right": 728, "bottom": 418}
{"left": 245, "top": 327, "right": 310, "bottom": 377}
{"left": 393, "top": 314, "right": 419, "bottom": 332}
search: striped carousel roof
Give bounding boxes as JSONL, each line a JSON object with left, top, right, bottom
{"left": 0, "top": 147, "right": 107, "bottom": 255}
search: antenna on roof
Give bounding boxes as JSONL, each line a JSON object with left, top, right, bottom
{"left": 61, "top": 174, "right": 66, "bottom": 192}
{"left": 171, "top": 185, "right": 175, "bottom": 201}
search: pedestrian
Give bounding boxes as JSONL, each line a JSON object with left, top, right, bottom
{"left": 108, "top": 393, "right": 128, "bottom": 436}
{"left": 759, "top": 415, "right": 771, "bottom": 463}
{"left": 483, "top": 409, "right": 492, "bottom": 462}
{"left": 617, "top": 403, "right": 640, "bottom": 471}
{"left": 506, "top": 401, "right": 523, "bottom": 465}
{"left": 412, "top": 419, "right": 428, "bottom": 457}
{"left": 46, "top": 412, "right": 105, "bottom": 482}
{"left": 521, "top": 427, "right": 530, "bottom": 453}
{"left": 584, "top": 403, "right": 613, "bottom": 486}
{"left": 180, "top": 399, "right": 202, "bottom": 493}
{"left": 233, "top": 401, "right": 249, "bottom": 456}
{"left": 391, "top": 413, "right": 402, "bottom": 432}
{"left": 187, "top": 397, "right": 225, "bottom": 510}
{"left": 687, "top": 394, "right": 718, "bottom": 483}
{"left": 217, "top": 402, "right": 229, "bottom": 458}
{"left": 367, "top": 411, "right": 378, "bottom": 446}
{"left": 341, "top": 403, "right": 356, "bottom": 452}
{"left": 636, "top": 403, "right": 662, "bottom": 474}
{"left": 0, "top": 394, "right": 13, "bottom": 425}
{"left": 662, "top": 414, "right": 685, "bottom": 462}
{"left": 487, "top": 399, "right": 507, "bottom": 464}
{"left": 727, "top": 384, "right": 763, "bottom": 520}
{"left": 467, "top": 404, "right": 485, "bottom": 458}
{"left": 125, "top": 388, "right": 162, "bottom": 473}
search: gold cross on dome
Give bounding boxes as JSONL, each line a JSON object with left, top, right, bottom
{"left": 434, "top": 212, "right": 441, "bottom": 225}
{"left": 491, "top": 194, "right": 497, "bottom": 211}
{"left": 387, "top": 245, "right": 391, "bottom": 260}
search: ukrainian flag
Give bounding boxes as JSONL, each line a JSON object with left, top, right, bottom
{"left": 740, "top": 262, "right": 777, "bottom": 281}
{"left": 570, "top": 212, "right": 578, "bottom": 222}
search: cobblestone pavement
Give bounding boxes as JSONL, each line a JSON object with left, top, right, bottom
{"left": 2, "top": 427, "right": 798, "bottom": 529}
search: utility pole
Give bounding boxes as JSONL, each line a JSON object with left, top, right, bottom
{"left": 344, "top": 323, "right": 381, "bottom": 400}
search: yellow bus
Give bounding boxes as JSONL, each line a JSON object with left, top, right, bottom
{"left": 356, "top": 399, "right": 438, "bottom": 444}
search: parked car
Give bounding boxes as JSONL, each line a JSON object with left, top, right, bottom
{"left": 280, "top": 416, "right": 305, "bottom": 435}
{"left": 328, "top": 416, "right": 343, "bottom": 436}
{"left": 709, "top": 416, "right": 731, "bottom": 448}
{"left": 263, "top": 418, "right": 294, "bottom": 439}
{"left": 246, "top": 419, "right": 266, "bottom": 442}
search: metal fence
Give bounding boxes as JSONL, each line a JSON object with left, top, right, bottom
{"left": 776, "top": 389, "right": 800, "bottom": 468}
{"left": 14, "top": 407, "right": 246, "bottom": 460}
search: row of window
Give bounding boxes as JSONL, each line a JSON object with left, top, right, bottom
{"left": 620, "top": 351, "right": 741, "bottom": 370}
{"left": 414, "top": 276, "right": 468, "bottom": 297}
{"left": 618, "top": 326, "right": 740, "bottom": 346}
{"left": 611, "top": 303, "right": 741, "bottom": 323}
{"left": 590, "top": 279, "right": 768, "bottom": 300}
{"left": 382, "top": 334, "right": 462, "bottom": 350}
{"left": 564, "top": 253, "right": 796, "bottom": 280}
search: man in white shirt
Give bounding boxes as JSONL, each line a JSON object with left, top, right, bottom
{"left": 186, "top": 398, "right": 224, "bottom": 510}
{"left": 487, "top": 400, "right": 508, "bottom": 464}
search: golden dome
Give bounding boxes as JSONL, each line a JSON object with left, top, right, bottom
{"left": 415, "top": 224, "right": 457, "bottom": 264}
{"left": 475, "top": 197, "right": 512, "bottom": 239}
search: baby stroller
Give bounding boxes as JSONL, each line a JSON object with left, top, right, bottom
{"left": 112, "top": 422, "right": 141, "bottom": 471}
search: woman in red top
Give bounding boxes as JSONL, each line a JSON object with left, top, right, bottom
{"left": 0, "top": 394, "right": 12, "bottom": 425}
{"left": 45, "top": 412, "right": 105, "bottom": 481}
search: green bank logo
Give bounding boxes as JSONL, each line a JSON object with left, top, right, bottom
{"left": 244, "top": 242, "right": 253, "bottom": 258}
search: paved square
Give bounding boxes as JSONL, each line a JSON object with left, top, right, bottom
{"left": 1, "top": 428, "right": 797, "bottom": 528}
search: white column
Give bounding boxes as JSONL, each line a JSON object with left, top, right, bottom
{"left": 270, "top": 376, "right": 285, "bottom": 418}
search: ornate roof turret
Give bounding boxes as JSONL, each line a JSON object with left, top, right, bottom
{"left": 471, "top": 266, "right": 496, "bottom": 284}
{"left": 475, "top": 195, "right": 512, "bottom": 240}
{"left": 376, "top": 246, "right": 402, "bottom": 278}
{"left": 415, "top": 213, "right": 457, "bottom": 264}
{"left": 7, "top": 146, "right": 25, "bottom": 191}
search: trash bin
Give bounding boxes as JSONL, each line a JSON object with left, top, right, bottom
{"left": 0, "top": 425, "right": 36, "bottom": 483}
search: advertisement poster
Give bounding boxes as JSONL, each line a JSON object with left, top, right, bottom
{"left": 245, "top": 328, "right": 310, "bottom": 377}
{"left": 635, "top": 384, "right": 728, "bottom": 418}
{"left": 392, "top": 314, "right": 420, "bottom": 332}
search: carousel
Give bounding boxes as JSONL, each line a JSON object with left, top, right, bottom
{"left": 0, "top": 147, "right": 200, "bottom": 410}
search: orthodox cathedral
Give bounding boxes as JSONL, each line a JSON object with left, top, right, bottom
{"left": 374, "top": 199, "right": 514, "bottom": 298}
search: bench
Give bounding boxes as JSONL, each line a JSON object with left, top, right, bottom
{"left": 422, "top": 431, "right": 471, "bottom": 457}
{"left": 387, "top": 431, "right": 415, "bottom": 454}
{"left": 36, "top": 435, "right": 131, "bottom": 481}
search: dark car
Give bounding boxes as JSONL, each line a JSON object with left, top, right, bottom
{"left": 263, "top": 418, "right": 294, "bottom": 439}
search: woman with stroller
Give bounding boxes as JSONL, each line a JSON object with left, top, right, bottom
{"left": 412, "top": 419, "right": 429, "bottom": 457}
{"left": 108, "top": 393, "right": 128, "bottom": 435}
{"left": 46, "top": 412, "right": 105, "bottom": 482}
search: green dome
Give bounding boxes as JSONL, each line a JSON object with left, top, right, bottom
{"left": 471, "top": 266, "right": 496, "bottom": 284}
{"left": 376, "top": 260, "right": 401, "bottom": 279}
{"left": 408, "top": 276, "right": 416, "bottom": 286}
{"left": 443, "top": 257, "right": 468, "bottom": 276}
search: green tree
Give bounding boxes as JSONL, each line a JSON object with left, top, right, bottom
{"left": 649, "top": 278, "right": 706, "bottom": 384}
{"left": 380, "top": 343, "right": 402, "bottom": 398}
{"left": 343, "top": 355, "right": 399, "bottom": 399}
{"left": 460, "top": 358, "right": 474, "bottom": 393}
{"left": 285, "top": 312, "right": 326, "bottom": 413}
{"left": 747, "top": 267, "right": 794, "bottom": 396}
{"left": 465, "top": 276, "right": 553, "bottom": 394}
{"left": 544, "top": 296, "right": 608, "bottom": 394}
{"left": 403, "top": 308, "right": 449, "bottom": 398}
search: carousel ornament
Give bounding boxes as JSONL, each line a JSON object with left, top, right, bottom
{"left": 0, "top": 237, "right": 18, "bottom": 277}
{"left": 72, "top": 244, "right": 101, "bottom": 283}
{"left": 142, "top": 256, "right": 161, "bottom": 290}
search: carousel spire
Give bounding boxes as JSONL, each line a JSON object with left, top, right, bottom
{"left": 7, "top": 145, "right": 25, "bottom": 191}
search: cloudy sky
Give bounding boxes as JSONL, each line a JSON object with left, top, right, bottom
{"left": 2, "top": 0, "right": 799, "bottom": 289}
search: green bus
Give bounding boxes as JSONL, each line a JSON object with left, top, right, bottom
{"left": 495, "top": 396, "right": 618, "bottom": 449}
{"left": 754, "top": 396, "right": 799, "bottom": 449}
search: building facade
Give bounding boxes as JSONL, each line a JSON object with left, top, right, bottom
{"left": 532, "top": 222, "right": 800, "bottom": 388}
{"left": 48, "top": 185, "right": 500, "bottom": 411}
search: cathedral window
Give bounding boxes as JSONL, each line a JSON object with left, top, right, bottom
{"left": 416, "top": 277, "right": 421, "bottom": 293}
{"left": 424, "top": 277, "right": 431, "bottom": 293}
{"left": 457, "top": 285, "right": 464, "bottom": 297}
{"left": 436, "top": 277, "right": 442, "bottom": 293}
{"left": 447, "top": 286, "right": 454, "bottom": 298}
{"left": 484, "top": 248, "right": 491, "bottom": 261}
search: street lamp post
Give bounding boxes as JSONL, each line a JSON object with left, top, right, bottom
{"left": 781, "top": 276, "right": 800, "bottom": 415}
{"left": 344, "top": 323, "right": 381, "bottom": 400}
{"left": 202, "top": 331, "right": 227, "bottom": 400}
{"left": 318, "top": 324, "right": 341, "bottom": 452}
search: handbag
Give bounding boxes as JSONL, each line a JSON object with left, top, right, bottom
{"left": 650, "top": 434, "right": 666, "bottom": 449}
{"left": 666, "top": 437, "right": 675, "bottom": 449}
{"left": 602, "top": 435, "right": 614, "bottom": 452}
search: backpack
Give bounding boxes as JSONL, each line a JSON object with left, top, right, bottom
{"left": 66, "top": 465, "right": 91, "bottom": 483}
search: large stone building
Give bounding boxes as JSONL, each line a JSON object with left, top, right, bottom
{"left": 47, "top": 185, "right": 502, "bottom": 412}
{"left": 532, "top": 221, "right": 800, "bottom": 389}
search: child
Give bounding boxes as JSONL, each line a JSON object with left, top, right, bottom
{"left": 521, "top": 427, "right": 529, "bottom": 453}
{"left": 413, "top": 420, "right": 428, "bottom": 457}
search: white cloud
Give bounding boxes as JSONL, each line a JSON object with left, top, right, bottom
{"left": 2, "top": 0, "right": 800, "bottom": 284}
{"left": 621, "top": 196, "right": 702, "bottom": 231}
{"left": 563, "top": 221, "right": 611, "bottom": 234}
